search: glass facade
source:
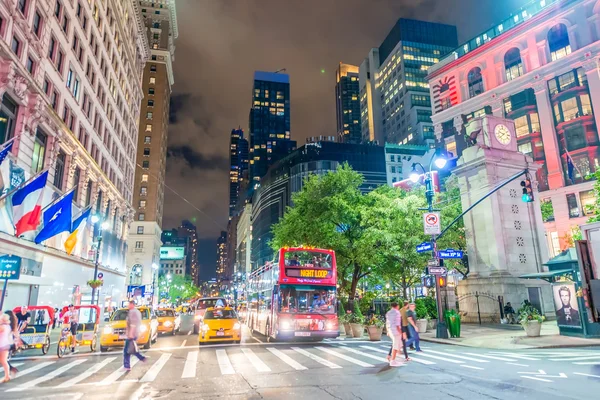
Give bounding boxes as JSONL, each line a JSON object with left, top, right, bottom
{"left": 336, "top": 64, "right": 361, "bottom": 144}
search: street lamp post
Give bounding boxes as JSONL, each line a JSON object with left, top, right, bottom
{"left": 409, "top": 151, "right": 449, "bottom": 339}
{"left": 151, "top": 263, "right": 159, "bottom": 307}
{"left": 91, "top": 215, "right": 109, "bottom": 306}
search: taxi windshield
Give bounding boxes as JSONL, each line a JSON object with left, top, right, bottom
{"left": 198, "top": 299, "right": 225, "bottom": 309}
{"left": 284, "top": 251, "right": 332, "bottom": 269}
{"left": 111, "top": 309, "right": 150, "bottom": 321}
{"left": 278, "top": 285, "right": 336, "bottom": 314}
{"left": 156, "top": 310, "right": 174, "bottom": 317}
{"left": 204, "top": 310, "right": 236, "bottom": 319}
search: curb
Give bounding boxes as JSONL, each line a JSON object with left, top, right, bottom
{"left": 419, "top": 336, "right": 600, "bottom": 349}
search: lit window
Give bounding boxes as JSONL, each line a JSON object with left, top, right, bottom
{"left": 135, "top": 241, "right": 143, "bottom": 248}
{"left": 137, "top": 226, "right": 144, "bottom": 234}
{"left": 144, "top": 136, "right": 151, "bottom": 144}
{"left": 146, "top": 112, "right": 153, "bottom": 119}
{"left": 548, "top": 24, "right": 571, "bottom": 61}
{"left": 518, "top": 142, "right": 532, "bottom": 154}
{"left": 141, "top": 174, "right": 148, "bottom": 182}
{"left": 504, "top": 48, "right": 523, "bottom": 81}
{"left": 145, "top": 124, "right": 152, "bottom": 132}
{"left": 149, "top": 77, "right": 155, "bottom": 84}
{"left": 467, "top": 67, "right": 484, "bottom": 98}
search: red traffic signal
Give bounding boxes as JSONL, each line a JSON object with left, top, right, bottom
{"left": 520, "top": 178, "right": 534, "bottom": 203}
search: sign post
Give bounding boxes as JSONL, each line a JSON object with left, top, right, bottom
{"left": 0, "top": 255, "right": 22, "bottom": 311}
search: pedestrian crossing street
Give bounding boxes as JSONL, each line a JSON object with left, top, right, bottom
{"left": 5, "top": 344, "right": 600, "bottom": 392}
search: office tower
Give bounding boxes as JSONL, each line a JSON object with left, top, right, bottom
{"left": 249, "top": 71, "right": 296, "bottom": 187}
{"left": 127, "top": 0, "right": 178, "bottom": 296}
{"left": 360, "top": 19, "right": 458, "bottom": 145}
{"left": 336, "top": 63, "right": 361, "bottom": 144}
{"left": 216, "top": 231, "right": 227, "bottom": 282}
{"left": 229, "top": 128, "right": 249, "bottom": 217}
{"left": 177, "top": 220, "right": 199, "bottom": 283}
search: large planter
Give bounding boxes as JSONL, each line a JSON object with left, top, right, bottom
{"left": 350, "top": 323, "right": 364, "bottom": 338}
{"left": 366, "top": 326, "right": 383, "bottom": 341}
{"left": 427, "top": 319, "right": 437, "bottom": 331}
{"left": 344, "top": 323, "right": 353, "bottom": 337}
{"left": 523, "top": 320, "right": 542, "bottom": 337}
{"left": 339, "top": 323, "right": 346, "bottom": 336}
{"left": 417, "top": 319, "right": 428, "bottom": 333}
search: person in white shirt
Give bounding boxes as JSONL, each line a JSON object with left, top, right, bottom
{"left": 385, "top": 302, "right": 405, "bottom": 367}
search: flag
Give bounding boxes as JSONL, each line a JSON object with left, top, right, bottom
{"left": 64, "top": 207, "right": 91, "bottom": 255}
{"left": 567, "top": 154, "right": 575, "bottom": 183}
{"left": 11, "top": 170, "right": 48, "bottom": 237}
{"left": 0, "top": 140, "right": 13, "bottom": 165}
{"left": 34, "top": 190, "right": 75, "bottom": 244}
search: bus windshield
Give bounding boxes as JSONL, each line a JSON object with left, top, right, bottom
{"left": 278, "top": 285, "right": 336, "bottom": 314}
{"left": 284, "top": 251, "right": 332, "bottom": 269}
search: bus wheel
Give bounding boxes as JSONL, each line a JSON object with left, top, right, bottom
{"left": 266, "top": 323, "right": 272, "bottom": 342}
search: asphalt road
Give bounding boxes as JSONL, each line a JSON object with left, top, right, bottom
{"left": 3, "top": 315, "right": 600, "bottom": 399}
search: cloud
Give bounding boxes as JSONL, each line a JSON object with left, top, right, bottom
{"left": 167, "top": 145, "right": 229, "bottom": 171}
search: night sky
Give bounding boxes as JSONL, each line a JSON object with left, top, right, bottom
{"left": 164, "top": 0, "right": 526, "bottom": 280}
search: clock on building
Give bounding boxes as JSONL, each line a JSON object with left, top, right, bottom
{"left": 494, "top": 124, "right": 512, "bottom": 145}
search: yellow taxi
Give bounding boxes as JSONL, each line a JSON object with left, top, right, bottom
{"left": 198, "top": 307, "right": 241, "bottom": 344}
{"left": 156, "top": 308, "right": 181, "bottom": 335}
{"left": 100, "top": 307, "right": 158, "bottom": 352}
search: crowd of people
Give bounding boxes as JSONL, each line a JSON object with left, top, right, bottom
{"left": 385, "top": 301, "right": 423, "bottom": 367}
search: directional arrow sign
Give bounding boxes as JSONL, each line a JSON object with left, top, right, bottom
{"left": 438, "top": 249, "right": 464, "bottom": 259}
{"left": 416, "top": 242, "right": 433, "bottom": 253}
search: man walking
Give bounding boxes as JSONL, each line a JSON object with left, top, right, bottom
{"left": 405, "top": 303, "right": 422, "bottom": 352}
{"left": 123, "top": 301, "right": 147, "bottom": 371}
{"left": 504, "top": 302, "right": 516, "bottom": 324}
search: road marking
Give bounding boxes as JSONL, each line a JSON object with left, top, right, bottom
{"left": 181, "top": 351, "right": 198, "bottom": 378}
{"left": 241, "top": 348, "right": 271, "bottom": 372}
{"left": 574, "top": 361, "right": 600, "bottom": 365}
{"left": 460, "top": 365, "right": 484, "bottom": 370}
{"left": 9, "top": 361, "right": 55, "bottom": 379}
{"left": 315, "top": 347, "right": 374, "bottom": 368}
{"left": 359, "top": 345, "right": 434, "bottom": 365}
{"left": 574, "top": 372, "right": 600, "bottom": 379}
{"left": 550, "top": 355, "right": 600, "bottom": 361}
{"left": 466, "top": 353, "right": 519, "bottom": 362}
{"left": 490, "top": 353, "right": 540, "bottom": 361}
{"left": 292, "top": 347, "right": 342, "bottom": 369}
{"left": 416, "top": 352, "right": 465, "bottom": 364}
{"left": 140, "top": 353, "right": 172, "bottom": 382}
{"left": 8, "top": 359, "right": 87, "bottom": 392}
{"left": 266, "top": 348, "right": 307, "bottom": 370}
{"left": 507, "top": 362, "right": 529, "bottom": 367}
{"left": 216, "top": 349, "right": 235, "bottom": 375}
{"left": 340, "top": 346, "right": 389, "bottom": 363}
{"left": 519, "top": 369, "right": 546, "bottom": 375}
{"left": 187, "top": 331, "right": 192, "bottom": 336}
{"left": 97, "top": 358, "right": 140, "bottom": 386}
{"left": 10, "top": 362, "right": 24, "bottom": 367}
{"left": 252, "top": 336, "right": 263, "bottom": 343}
{"left": 522, "top": 376, "right": 552, "bottom": 382}
{"left": 56, "top": 357, "right": 116, "bottom": 388}
{"left": 423, "top": 350, "right": 489, "bottom": 363}
{"left": 180, "top": 340, "right": 187, "bottom": 347}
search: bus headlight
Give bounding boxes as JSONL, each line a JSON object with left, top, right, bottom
{"left": 103, "top": 326, "right": 113, "bottom": 335}
{"left": 280, "top": 320, "right": 291, "bottom": 330}
{"left": 326, "top": 321, "right": 335, "bottom": 331}
{"left": 233, "top": 323, "right": 241, "bottom": 330}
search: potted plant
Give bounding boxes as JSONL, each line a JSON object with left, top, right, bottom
{"left": 340, "top": 311, "right": 353, "bottom": 337}
{"left": 87, "top": 279, "right": 103, "bottom": 289}
{"left": 349, "top": 312, "right": 365, "bottom": 338}
{"left": 365, "top": 315, "right": 384, "bottom": 341}
{"left": 518, "top": 303, "right": 544, "bottom": 337}
{"left": 415, "top": 299, "right": 429, "bottom": 333}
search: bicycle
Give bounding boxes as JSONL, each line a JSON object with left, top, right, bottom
{"left": 57, "top": 323, "right": 77, "bottom": 358}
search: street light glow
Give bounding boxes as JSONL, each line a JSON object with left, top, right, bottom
{"left": 101, "top": 222, "right": 109, "bottom": 230}
{"left": 434, "top": 156, "right": 447, "bottom": 169}
{"left": 409, "top": 170, "right": 420, "bottom": 183}
{"left": 91, "top": 215, "right": 100, "bottom": 223}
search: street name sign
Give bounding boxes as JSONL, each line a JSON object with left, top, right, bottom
{"left": 416, "top": 242, "right": 433, "bottom": 253}
{"left": 0, "top": 255, "right": 21, "bottom": 280}
{"left": 428, "top": 267, "right": 447, "bottom": 275}
{"left": 423, "top": 212, "right": 441, "bottom": 235}
{"left": 438, "top": 249, "right": 464, "bottom": 259}
{"left": 427, "top": 259, "right": 439, "bottom": 267}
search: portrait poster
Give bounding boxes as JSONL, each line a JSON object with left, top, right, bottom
{"left": 553, "top": 283, "right": 582, "bottom": 328}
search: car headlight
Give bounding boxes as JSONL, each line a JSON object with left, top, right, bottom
{"left": 233, "top": 323, "right": 241, "bottom": 330}
{"left": 103, "top": 326, "right": 113, "bottom": 334}
{"left": 140, "top": 325, "right": 148, "bottom": 333}
{"left": 164, "top": 321, "right": 172, "bottom": 327}
{"left": 194, "top": 315, "right": 202, "bottom": 320}
{"left": 201, "top": 324, "right": 210, "bottom": 332}
{"left": 280, "top": 320, "right": 291, "bottom": 330}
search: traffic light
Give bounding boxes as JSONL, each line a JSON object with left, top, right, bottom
{"left": 520, "top": 177, "right": 534, "bottom": 202}
{"left": 438, "top": 276, "right": 447, "bottom": 288}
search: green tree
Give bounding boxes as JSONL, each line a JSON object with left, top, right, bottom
{"left": 159, "top": 275, "right": 199, "bottom": 304}
{"left": 435, "top": 176, "right": 467, "bottom": 273}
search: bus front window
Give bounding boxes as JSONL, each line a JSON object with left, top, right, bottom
{"left": 278, "top": 285, "right": 336, "bottom": 314}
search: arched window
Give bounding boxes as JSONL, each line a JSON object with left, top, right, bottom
{"left": 468, "top": 67, "right": 484, "bottom": 98}
{"left": 504, "top": 47, "right": 523, "bottom": 81}
{"left": 548, "top": 24, "right": 571, "bottom": 61}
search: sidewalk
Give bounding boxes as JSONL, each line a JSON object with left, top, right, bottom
{"left": 419, "top": 321, "right": 600, "bottom": 349}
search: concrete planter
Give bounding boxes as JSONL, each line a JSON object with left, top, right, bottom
{"left": 339, "top": 323, "right": 346, "bottom": 336}
{"left": 427, "top": 319, "right": 437, "bottom": 331}
{"left": 350, "top": 323, "right": 364, "bottom": 338}
{"left": 344, "top": 323, "right": 353, "bottom": 337}
{"left": 417, "top": 319, "right": 428, "bottom": 333}
{"left": 366, "top": 326, "right": 383, "bottom": 341}
{"left": 523, "top": 320, "right": 542, "bottom": 337}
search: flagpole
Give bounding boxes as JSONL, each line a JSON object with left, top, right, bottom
{"left": 0, "top": 168, "right": 49, "bottom": 203}
{"left": 70, "top": 205, "right": 92, "bottom": 224}
{"left": 0, "top": 138, "right": 16, "bottom": 151}
{"left": 40, "top": 187, "right": 77, "bottom": 214}
{"left": 564, "top": 149, "right": 584, "bottom": 180}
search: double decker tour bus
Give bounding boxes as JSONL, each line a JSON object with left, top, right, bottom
{"left": 247, "top": 247, "right": 339, "bottom": 341}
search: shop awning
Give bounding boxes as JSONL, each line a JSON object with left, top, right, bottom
{"left": 519, "top": 269, "right": 574, "bottom": 282}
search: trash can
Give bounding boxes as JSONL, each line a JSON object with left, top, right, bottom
{"left": 445, "top": 310, "right": 461, "bottom": 338}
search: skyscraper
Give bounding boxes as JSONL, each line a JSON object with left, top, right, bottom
{"left": 336, "top": 63, "right": 362, "bottom": 144}
{"left": 178, "top": 220, "right": 199, "bottom": 284}
{"left": 360, "top": 19, "right": 458, "bottom": 145}
{"left": 249, "top": 71, "right": 296, "bottom": 186}
{"left": 216, "top": 231, "right": 227, "bottom": 283}
{"left": 127, "top": 0, "right": 178, "bottom": 296}
{"left": 229, "top": 129, "right": 249, "bottom": 217}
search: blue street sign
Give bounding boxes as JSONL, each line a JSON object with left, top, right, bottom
{"left": 0, "top": 255, "right": 21, "bottom": 280}
{"left": 375, "top": 285, "right": 382, "bottom": 290}
{"left": 416, "top": 242, "right": 433, "bottom": 253}
{"left": 438, "top": 249, "right": 464, "bottom": 259}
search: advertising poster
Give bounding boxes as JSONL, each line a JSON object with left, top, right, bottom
{"left": 553, "top": 283, "right": 582, "bottom": 328}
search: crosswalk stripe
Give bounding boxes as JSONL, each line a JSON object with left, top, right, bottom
{"left": 216, "top": 349, "right": 235, "bottom": 375}
{"left": 489, "top": 353, "right": 539, "bottom": 361}
{"left": 241, "top": 348, "right": 271, "bottom": 372}
{"left": 574, "top": 361, "right": 600, "bottom": 365}
{"left": 10, "top": 361, "right": 55, "bottom": 379}
{"left": 97, "top": 358, "right": 140, "bottom": 386}
{"left": 465, "top": 353, "right": 518, "bottom": 362}
{"left": 315, "top": 347, "right": 374, "bottom": 367}
{"left": 340, "top": 346, "right": 389, "bottom": 363}
{"left": 266, "top": 348, "right": 307, "bottom": 371}
{"left": 358, "top": 346, "right": 436, "bottom": 365}
{"left": 549, "top": 356, "right": 600, "bottom": 361}
{"left": 424, "top": 350, "right": 489, "bottom": 363}
{"left": 10, "top": 363, "right": 24, "bottom": 367}
{"left": 460, "top": 365, "right": 484, "bottom": 370}
{"left": 56, "top": 357, "right": 116, "bottom": 388}
{"left": 416, "top": 353, "right": 465, "bottom": 364}
{"left": 574, "top": 372, "right": 600, "bottom": 378}
{"left": 8, "top": 359, "right": 87, "bottom": 392}
{"left": 292, "top": 347, "right": 342, "bottom": 369}
{"left": 140, "top": 353, "right": 172, "bottom": 382}
{"left": 181, "top": 351, "right": 198, "bottom": 378}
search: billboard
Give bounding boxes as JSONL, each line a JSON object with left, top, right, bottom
{"left": 553, "top": 283, "right": 582, "bottom": 328}
{"left": 160, "top": 246, "right": 185, "bottom": 260}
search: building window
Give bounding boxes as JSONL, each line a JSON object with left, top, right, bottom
{"left": 140, "top": 187, "right": 147, "bottom": 196}
{"left": 390, "top": 155, "right": 395, "bottom": 162}
{"left": 514, "top": 115, "right": 531, "bottom": 137}
{"left": 580, "top": 190, "right": 596, "bottom": 216}
{"left": 147, "top": 99, "right": 154, "bottom": 107}
{"left": 504, "top": 47, "right": 523, "bottom": 81}
{"left": 143, "top": 148, "right": 150, "bottom": 156}
{"left": 144, "top": 136, "right": 151, "bottom": 144}
{"left": 135, "top": 241, "right": 143, "bottom": 249}
{"left": 137, "top": 226, "right": 144, "bottom": 234}
{"left": 32, "top": 129, "right": 47, "bottom": 173}
{"left": 150, "top": 64, "right": 157, "bottom": 72}
{"left": 26, "top": 56, "right": 35, "bottom": 74}
{"left": 138, "top": 213, "right": 145, "bottom": 221}
{"left": 468, "top": 67, "right": 484, "bottom": 98}
{"left": 141, "top": 174, "right": 148, "bottom": 182}
{"left": 548, "top": 23, "right": 571, "bottom": 61}
{"left": 72, "top": 166, "right": 80, "bottom": 201}
{"left": 11, "top": 37, "right": 21, "bottom": 56}
{"left": 149, "top": 77, "right": 155, "bottom": 84}
{"left": 18, "top": 0, "right": 27, "bottom": 15}
{"left": 142, "top": 161, "right": 149, "bottom": 168}
{"left": 149, "top": 88, "right": 155, "bottom": 95}
{"left": 566, "top": 193, "right": 580, "bottom": 218}
{"left": 53, "top": 150, "right": 65, "bottom": 190}
{"left": 145, "top": 124, "right": 152, "bottom": 132}
{"left": 139, "top": 200, "right": 146, "bottom": 208}
{"left": 146, "top": 112, "right": 153, "bottom": 119}
{"left": 517, "top": 142, "right": 532, "bottom": 154}
{"left": 550, "top": 231, "right": 560, "bottom": 257}
{"left": 391, "top": 166, "right": 396, "bottom": 173}
{"left": 85, "top": 179, "right": 92, "bottom": 206}
{"left": 0, "top": 95, "right": 17, "bottom": 145}
{"left": 33, "top": 11, "right": 42, "bottom": 37}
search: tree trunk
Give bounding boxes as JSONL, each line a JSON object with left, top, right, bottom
{"left": 348, "top": 263, "right": 361, "bottom": 312}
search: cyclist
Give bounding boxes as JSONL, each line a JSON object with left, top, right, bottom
{"left": 62, "top": 305, "right": 79, "bottom": 353}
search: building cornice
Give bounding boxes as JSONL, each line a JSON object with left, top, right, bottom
{"left": 151, "top": 49, "right": 175, "bottom": 86}
{"left": 131, "top": 0, "right": 151, "bottom": 61}
{"left": 168, "top": 0, "right": 179, "bottom": 40}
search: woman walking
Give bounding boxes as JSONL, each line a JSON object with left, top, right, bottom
{"left": 0, "top": 313, "right": 12, "bottom": 383}
{"left": 5, "top": 311, "right": 19, "bottom": 376}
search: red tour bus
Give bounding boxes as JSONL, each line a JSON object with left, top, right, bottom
{"left": 247, "top": 247, "right": 339, "bottom": 341}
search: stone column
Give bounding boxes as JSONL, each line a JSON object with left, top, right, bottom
{"left": 533, "top": 81, "right": 564, "bottom": 189}
{"left": 583, "top": 59, "right": 600, "bottom": 135}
